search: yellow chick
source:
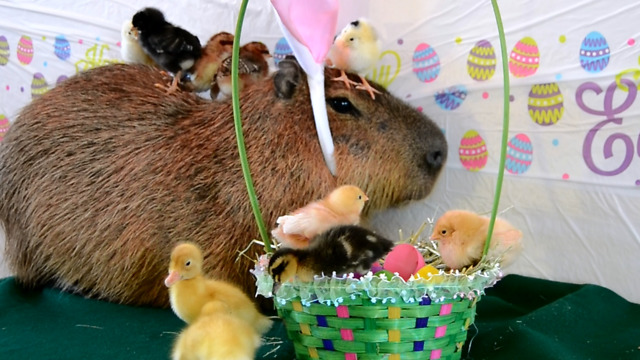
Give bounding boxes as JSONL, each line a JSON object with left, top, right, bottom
{"left": 429, "top": 210, "right": 524, "bottom": 270}
{"left": 165, "top": 242, "right": 272, "bottom": 334}
{"left": 171, "top": 300, "right": 261, "bottom": 360}
{"left": 120, "top": 20, "right": 156, "bottom": 66}
{"left": 271, "top": 185, "right": 368, "bottom": 249}
{"left": 269, "top": 225, "right": 394, "bottom": 283}
{"left": 326, "top": 18, "right": 381, "bottom": 99}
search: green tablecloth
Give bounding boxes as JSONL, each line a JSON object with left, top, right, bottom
{"left": 1, "top": 274, "right": 638, "bottom": 359}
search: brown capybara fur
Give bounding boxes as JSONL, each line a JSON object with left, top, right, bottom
{"left": 0, "top": 60, "right": 447, "bottom": 307}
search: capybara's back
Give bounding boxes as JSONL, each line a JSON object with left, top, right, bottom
{"left": 0, "top": 61, "right": 447, "bottom": 306}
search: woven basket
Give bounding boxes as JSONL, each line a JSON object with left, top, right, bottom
{"left": 276, "top": 296, "right": 477, "bottom": 360}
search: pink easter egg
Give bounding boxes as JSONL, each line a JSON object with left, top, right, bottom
{"left": 383, "top": 244, "right": 425, "bottom": 280}
{"left": 17, "top": 35, "right": 34, "bottom": 65}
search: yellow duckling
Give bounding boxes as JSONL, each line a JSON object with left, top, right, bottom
{"left": 165, "top": 242, "right": 272, "bottom": 334}
{"left": 171, "top": 300, "right": 261, "bottom": 360}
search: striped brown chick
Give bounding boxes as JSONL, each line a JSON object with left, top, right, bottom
{"left": 268, "top": 225, "right": 394, "bottom": 283}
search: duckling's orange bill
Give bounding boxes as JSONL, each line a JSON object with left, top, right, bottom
{"left": 164, "top": 270, "right": 180, "bottom": 287}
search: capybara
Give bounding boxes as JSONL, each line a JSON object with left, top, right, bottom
{"left": 0, "top": 58, "right": 447, "bottom": 307}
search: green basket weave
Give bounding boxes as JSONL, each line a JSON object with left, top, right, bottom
{"left": 277, "top": 296, "right": 477, "bottom": 360}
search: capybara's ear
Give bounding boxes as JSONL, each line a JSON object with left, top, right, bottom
{"left": 274, "top": 55, "right": 302, "bottom": 99}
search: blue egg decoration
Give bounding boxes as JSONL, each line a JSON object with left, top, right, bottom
{"left": 273, "top": 37, "right": 293, "bottom": 65}
{"left": 579, "top": 31, "right": 609, "bottom": 73}
{"left": 54, "top": 35, "right": 71, "bottom": 60}
{"left": 434, "top": 85, "right": 467, "bottom": 111}
{"left": 505, "top": 133, "right": 533, "bottom": 174}
{"left": 412, "top": 43, "right": 440, "bottom": 83}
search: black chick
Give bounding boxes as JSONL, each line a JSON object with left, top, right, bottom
{"left": 132, "top": 7, "right": 202, "bottom": 93}
{"left": 268, "top": 225, "right": 394, "bottom": 283}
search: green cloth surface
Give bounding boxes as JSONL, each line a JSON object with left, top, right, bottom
{"left": 0, "top": 274, "right": 638, "bottom": 359}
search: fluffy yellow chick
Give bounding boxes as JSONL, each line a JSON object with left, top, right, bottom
{"left": 171, "top": 300, "right": 261, "bottom": 360}
{"left": 271, "top": 185, "right": 368, "bottom": 249}
{"left": 120, "top": 20, "right": 156, "bottom": 66}
{"left": 165, "top": 242, "right": 272, "bottom": 334}
{"left": 429, "top": 210, "right": 523, "bottom": 270}
{"left": 326, "top": 18, "right": 381, "bottom": 99}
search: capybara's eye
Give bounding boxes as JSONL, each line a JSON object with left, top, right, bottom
{"left": 327, "top": 97, "right": 358, "bottom": 116}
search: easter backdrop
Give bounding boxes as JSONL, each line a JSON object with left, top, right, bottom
{"left": 0, "top": 0, "right": 639, "bottom": 302}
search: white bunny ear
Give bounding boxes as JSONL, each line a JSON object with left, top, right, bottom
{"left": 271, "top": 2, "right": 338, "bottom": 176}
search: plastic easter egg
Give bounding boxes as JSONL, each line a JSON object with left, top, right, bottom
{"left": 580, "top": 31, "right": 610, "bottom": 73}
{"left": 383, "top": 244, "right": 425, "bottom": 281}
{"left": 412, "top": 43, "right": 440, "bottom": 83}
{"left": 0, "top": 35, "right": 9, "bottom": 65}
{"left": 54, "top": 35, "right": 71, "bottom": 60}
{"left": 415, "top": 265, "right": 443, "bottom": 282}
{"left": 505, "top": 133, "right": 533, "bottom": 174}
{"left": 374, "top": 270, "right": 394, "bottom": 280}
{"left": 0, "top": 114, "right": 9, "bottom": 141}
{"left": 509, "top": 37, "right": 539, "bottom": 78}
{"left": 273, "top": 37, "right": 293, "bottom": 65}
{"left": 434, "top": 85, "right": 467, "bottom": 111}
{"left": 467, "top": 40, "right": 496, "bottom": 81}
{"left": 528, "top": 83, "right": 564, "bottom": 125}
{"left": 17, "top": 35, "right": 34, "bottom": 65}
{"left": 31, "top": 72, "right": 48, "bottom": 99}
{"left": 459, "top": 130, "right": 488, "bottom": 172}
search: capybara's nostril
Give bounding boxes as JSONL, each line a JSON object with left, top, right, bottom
{"left": 426, "top": 149, "right": 445, "bottom": 169}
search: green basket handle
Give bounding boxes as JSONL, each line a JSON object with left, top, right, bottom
{"left": 229, "top": 0, "right": 511, "bottom": 258}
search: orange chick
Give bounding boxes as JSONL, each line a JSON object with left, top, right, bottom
{"left": 429, "top": 210, "right": 523, "bottom": 270}
{"left": 326, "top": 18, "right": 381, "bottom": 99}
{"left": 171, "top": 300, "right": 261, "bottom": 360}
{"left": 210, "top": 41, "right": 271, "bottom": 100}
{"left": 271, "top": 185, "right": 368, "bottom": 249}
{"left": 164, "top": 242, "right": 272, "bottom": 334}
{"left": 187, "top": 32, "right": 235, "bottom": 93}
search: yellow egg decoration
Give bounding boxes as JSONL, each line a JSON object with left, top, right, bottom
{"left": 415, "top": 265, "right": 443, "bottom": 283}
{"left": 459, "top": 130, "right": 488, "bottom": 172}
{"left": 528, "top": 83, "right": 564, "bottom": 126}
{"left": 467, "top": 40, "right": 496, "bottom": 81}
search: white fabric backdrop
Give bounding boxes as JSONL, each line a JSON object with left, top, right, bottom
{"left": 0, "top": 0, "right": 638, "bottom": 302}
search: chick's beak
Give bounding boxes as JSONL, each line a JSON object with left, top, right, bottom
{"left": 164, "top": 270, "right": 181, "bottom": 287}
{"left": 130, "top": 27, "right": 139, "bottom": 39}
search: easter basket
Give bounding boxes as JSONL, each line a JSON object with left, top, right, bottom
{"left": 228, "top": 1, "right": 513, "bottom": 359}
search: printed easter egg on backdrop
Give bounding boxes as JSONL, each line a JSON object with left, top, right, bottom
{"left": 56, "top": 75, "right": 68, "bottom": 85}
{"left": 17, "top": 35, "right": 34, "bottom": 65}
{"left": 273, "top": 37, "right": 293, "bottom": 65}
{"left": 435, "top": 85, "right": 467, "bottom": 111}
{"left": 505, "top": 133, "right": 533, "bottom": 174}
{"left": 0, "top": 35, "right": 9, "bottom": 65}
{"left": 31, "top": 73, "right": 49, "bottom": 99}
{"left": 412, "top": 43, "right": 440, "bottom": 83}
{"left": 508, "top": 37, "right": 539, "bottom": 78}
{"left": 54, "top": 35, "right": 71, "bottom": 60}
{"left": 0, "top": 115, "right": 9, "bottom": 141}
{"left": 459, "top": 130, "right": 488, "bottom": 172}
{"left": 467, "top": 40, "right": 496, "bottom": 81}
{"left": 528, "top": 83, "right": 564, "bottom": 125}
{"left": 579, "top": 31, "right": 610, "bottom": 73}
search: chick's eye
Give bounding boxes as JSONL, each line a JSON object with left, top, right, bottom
{"left": 358, "top": 195, "right": 362, "bottom": 200}
{"left": 327, "top": 97, "right": 359, "bottom": 115}
{"left": 185, "top": 260, "right": 191, "bottom": 267}
{"left": 349, "top": 37, "right": 354, "bottom": 42}
{"left": 441, "top": 230, "right": 447, "bottom": 235}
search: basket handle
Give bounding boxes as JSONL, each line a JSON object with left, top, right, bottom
{"left": 483, "top": 0, "right": 511, "bottom": 259}
{"left": 230, "top": 0, "right": 273, "bottom": 253}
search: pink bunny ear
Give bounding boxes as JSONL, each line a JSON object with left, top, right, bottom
{"left": 271, "top": 0, "right": 339, "bottom": 63}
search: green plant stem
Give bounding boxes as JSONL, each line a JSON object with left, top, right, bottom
{"left": 231, "top": 0, "right": 272, "bottom": 253}
{"left": 484, "top": 0, "right": 511, "bottom": 258}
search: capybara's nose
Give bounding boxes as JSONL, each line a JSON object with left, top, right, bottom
{"left": 426, "top": 148, "right": 445, "bottom": 169}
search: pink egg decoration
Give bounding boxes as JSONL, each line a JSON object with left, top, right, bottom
{"left": 17, "top": 35, "right": 34, "bottom": 65}
{"left": 383, "top": 244, "right": 425, "bottom": 280}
